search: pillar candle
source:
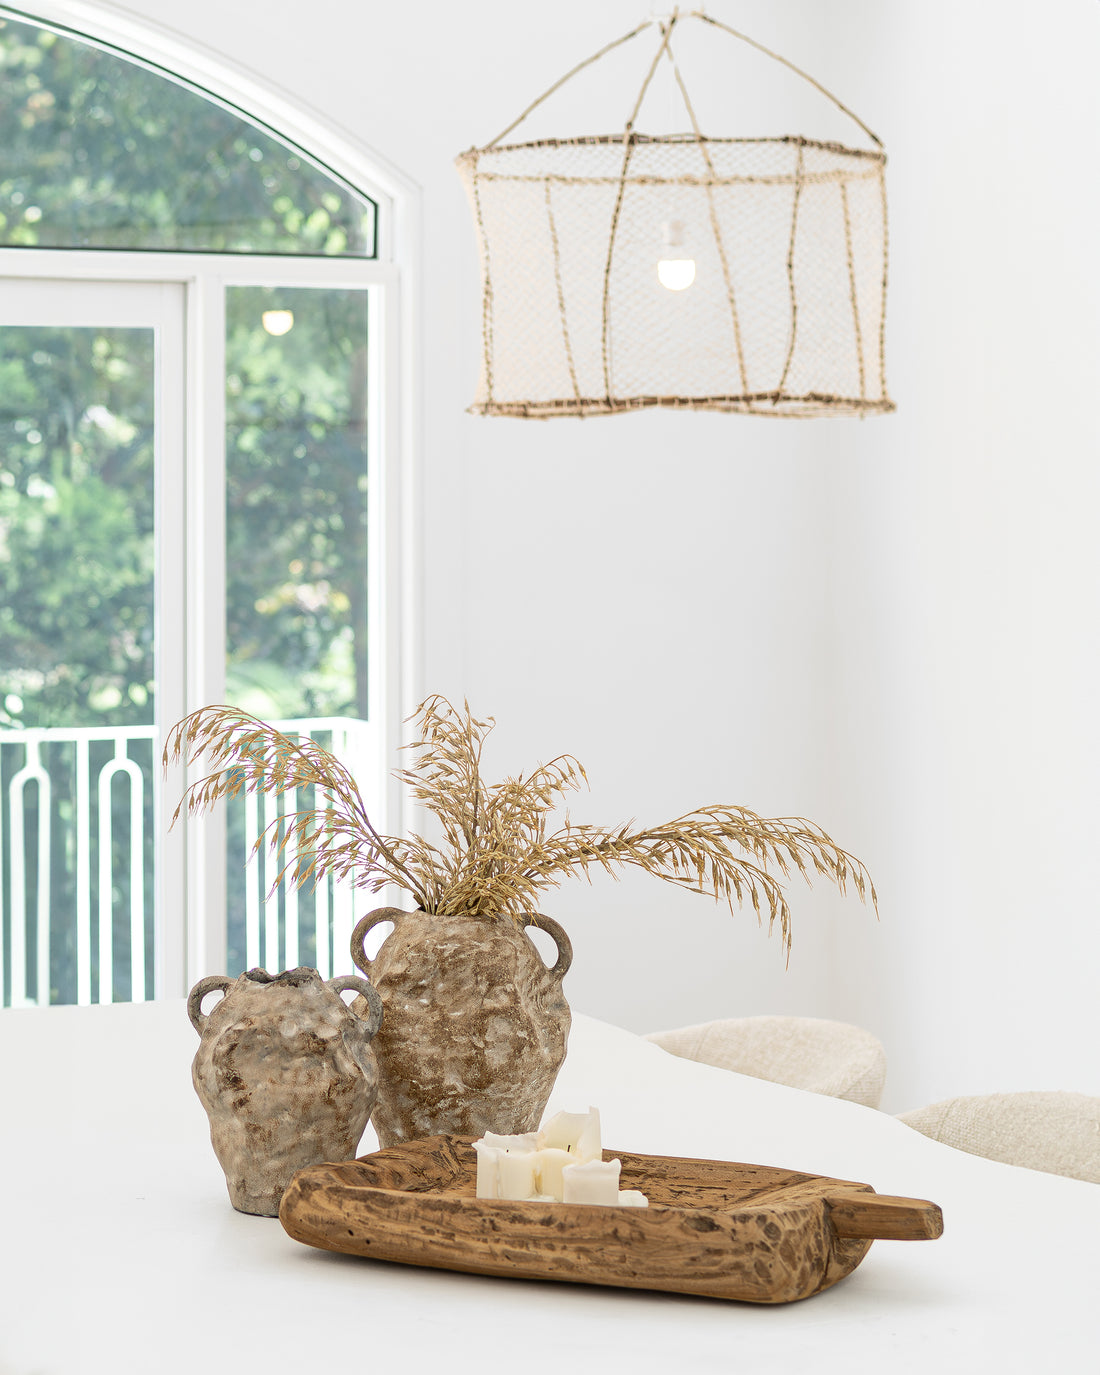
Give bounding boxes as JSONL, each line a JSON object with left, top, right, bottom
{"left": 473, "top": 1108, "right": 645, "bottom": 1205}
{"left": 538, "top": 1107, "right": 601, "bottom": 1163}
{"left": 498, "top": 1149, "right": 540, "bottom": 1201}
{"left": 561, "top": 1157, "right": 621, "bottom": 1206}
{"left": 534, "top": 1147, "right": 574, "bottom": 1201}
{"left": 474, "top": 1141, "right": 502, "bottom": 1199}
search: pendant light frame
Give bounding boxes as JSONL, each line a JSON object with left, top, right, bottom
{"left": 456, "top": 9, "right": 894, "bottom": 419}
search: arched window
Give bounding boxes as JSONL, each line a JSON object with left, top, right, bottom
{"left": 0, "top": 6, "right": 408, "bottom": 1007}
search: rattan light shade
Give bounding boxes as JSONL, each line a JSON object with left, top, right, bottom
{"left": 456, "top": 11, "right": 893, "bottom": 419}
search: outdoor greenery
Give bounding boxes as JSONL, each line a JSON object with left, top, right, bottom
{"left": 0, "top": 15, "right": 372, "bottom": 729}
{"left": 224, "top": 286, "right": 370, "bottom": 722}
{"left": 0, "top": 12, "right": 374, "bottom": 253}
{"left": 0, "top": 12, "right": 374, "bottom": 1002}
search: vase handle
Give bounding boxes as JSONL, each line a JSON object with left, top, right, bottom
{"left": 328, "top": 974, "right": 384, "bottom": 1040}
{"left": 187, "top": 974, "right": 234, "bottom": 1035}
{"left": 350, "top": 907, "right": 406, "bottom": 974}
{"left": 522, "top": 913, "right": 573, "bottom": 981}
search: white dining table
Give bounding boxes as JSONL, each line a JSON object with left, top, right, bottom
{"left": 1, "top": 999, "right": 1095, "bottom": 1374}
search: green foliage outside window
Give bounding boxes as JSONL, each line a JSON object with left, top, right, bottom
{"left": 0, "top": 293, "right": 370, "bottom": 729}
{"left": 0, "top": 12, "right": 375, "bottom": 255}
{"left": 0, "top": 327, "right": 156, "bottom": 728}
{"left": 0, "top": 10, "right": 376, "bottom": 1005}
{"left": 225, "top": 287, "right": 370, "bottom": 721}
{"left": 0, "top": 16, "right": 372, "bottom": 729}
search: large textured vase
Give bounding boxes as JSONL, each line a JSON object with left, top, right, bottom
{"left": 189, "top": 966, "right": 383, "bottom": 1216}
{"left": 350, "top": 908, "right": 572, "bottom": 1147}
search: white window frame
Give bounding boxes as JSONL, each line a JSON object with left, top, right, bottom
{"left": 0, "top": 3, "right": 421, "bottom": 997}
{"left": 1, "top": 275, "right": 186, "bottom": 1006}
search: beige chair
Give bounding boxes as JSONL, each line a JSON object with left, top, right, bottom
{"left": 645, "top": 1016, "right": 887, "bottom": 1109}
{"left": 897, "top": 1092, "right": 1100, "bottom": 1184}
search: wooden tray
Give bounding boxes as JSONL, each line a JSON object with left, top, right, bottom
{"left": 279, "top": 1134, "right": 943, "bottom": 1304}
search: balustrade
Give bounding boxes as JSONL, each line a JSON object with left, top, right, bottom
{"left": 0, "top": 718, "right": 370, "bottom": 1007}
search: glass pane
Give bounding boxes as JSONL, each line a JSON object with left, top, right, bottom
{"left": 0, "top": 326, "right": 155, "bottom": 1005}
{"left": 0, "top": 13, "right": 376, "bottom": 257}
{"left": 224, "top": 285, "right": 370, "bottom": 977}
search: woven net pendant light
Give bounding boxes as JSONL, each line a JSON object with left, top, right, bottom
{"left": 455, "top": 8, "right": 894, "bottom": 419}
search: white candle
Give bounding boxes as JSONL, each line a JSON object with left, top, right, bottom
{"left": 474, "top": 1141, "right": 502, "bottom": 1199}
{"left": 475, "top": 1131, "right": 540, "bottom": 1198}
{"left": 561, "top": 1157, "right": 621, "bottom": 1206}
{"left": 498, "top": 1150, "right": 540, "bottom": 1201}
{"left": 481, "top": 1131, "right": 539, "bottom": 1154}
{"left": 473, "top": 1107, "right": 645, "bottom": 1206}
{"left": 617, "top": 1189, "right": 649, "bottom": 1208}
{"left": 534, "top": 1147, "right": 574, "bottom": 1201}
{"left": 538, "top": 1107, "right": 601, "bottom": 1163}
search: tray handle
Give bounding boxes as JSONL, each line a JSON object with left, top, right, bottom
{"left": 824, "top": 1190, "right": 944, "bottom": 1241}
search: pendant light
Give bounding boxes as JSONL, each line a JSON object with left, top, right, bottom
{"left": 455, "top": 8, "right": 894, "bottom": 418}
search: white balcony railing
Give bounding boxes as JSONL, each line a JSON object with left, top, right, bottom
{"left": 228, "top": 717, "right": 373, "bottom": 989}
{"left": 0, "top": 717, "right": 372, "bottom": 1008}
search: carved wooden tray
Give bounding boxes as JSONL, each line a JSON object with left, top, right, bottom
{"left": 279, "top": 1134, "right": 943, "bottom": 1304}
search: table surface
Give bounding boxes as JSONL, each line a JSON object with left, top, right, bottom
{"left": 2, "top": 1000, "right": 1096, "bottom": 1375}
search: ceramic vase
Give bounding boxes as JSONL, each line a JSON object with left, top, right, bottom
{"left": 189, "top": 965, "right": 383, "bottom": 1216}
{"left": 349, "top": 908, "right": 572, "bottom": 1147}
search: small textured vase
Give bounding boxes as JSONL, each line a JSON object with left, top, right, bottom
{"left": 350, "top": 908, "right": 572, "bottom": 1147}
{"left": 189, "top": 966, "right": 383, "bottom": 1216}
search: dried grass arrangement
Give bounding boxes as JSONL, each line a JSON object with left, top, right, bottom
{"left": 165, "top": 695, "right": 875, "bottom": 953}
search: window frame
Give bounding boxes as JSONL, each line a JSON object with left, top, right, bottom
{"left": 0, "top": 5, "right": 421, "bottom": 1000}
{"left": 0, "top": 247, "right": 408, "bottom": 995}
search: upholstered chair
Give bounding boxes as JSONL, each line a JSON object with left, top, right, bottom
{"left": 645, "top": 1016, "right": 887, "bottom": 1109}
{"left": 897, "top": 1092, "right": 1100, "bottom": 1184}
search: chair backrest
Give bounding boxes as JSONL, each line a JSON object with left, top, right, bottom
{"left": 897, "top": 1092, "right": 1100, "bottom": 1184}
{"left": 645, "top": 1016, "right": 887, "bottom": 1109}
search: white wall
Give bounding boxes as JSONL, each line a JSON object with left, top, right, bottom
{"left": 84, "top": 0, "right": 1100, "bottom": 1112}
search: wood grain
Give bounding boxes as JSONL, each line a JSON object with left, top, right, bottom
{"left": 825, "top": 1190, "right": 944, "bottom": 1241}
{"left": 279, "top": 1135, "right": 943, "bottom": 1304}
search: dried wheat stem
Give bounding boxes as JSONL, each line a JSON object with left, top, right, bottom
{"left": 163, "top": 696, "right": 876, "bottom": 955}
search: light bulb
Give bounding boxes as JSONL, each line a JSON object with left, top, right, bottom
{"left": 657, "top": 219, "right": 695, "bottom": 290}
{"left": 261, "top": 309, "right": 294, "bottom": 336}
{"left": 657, "top": 258, "right": 696, "bottom": 291}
